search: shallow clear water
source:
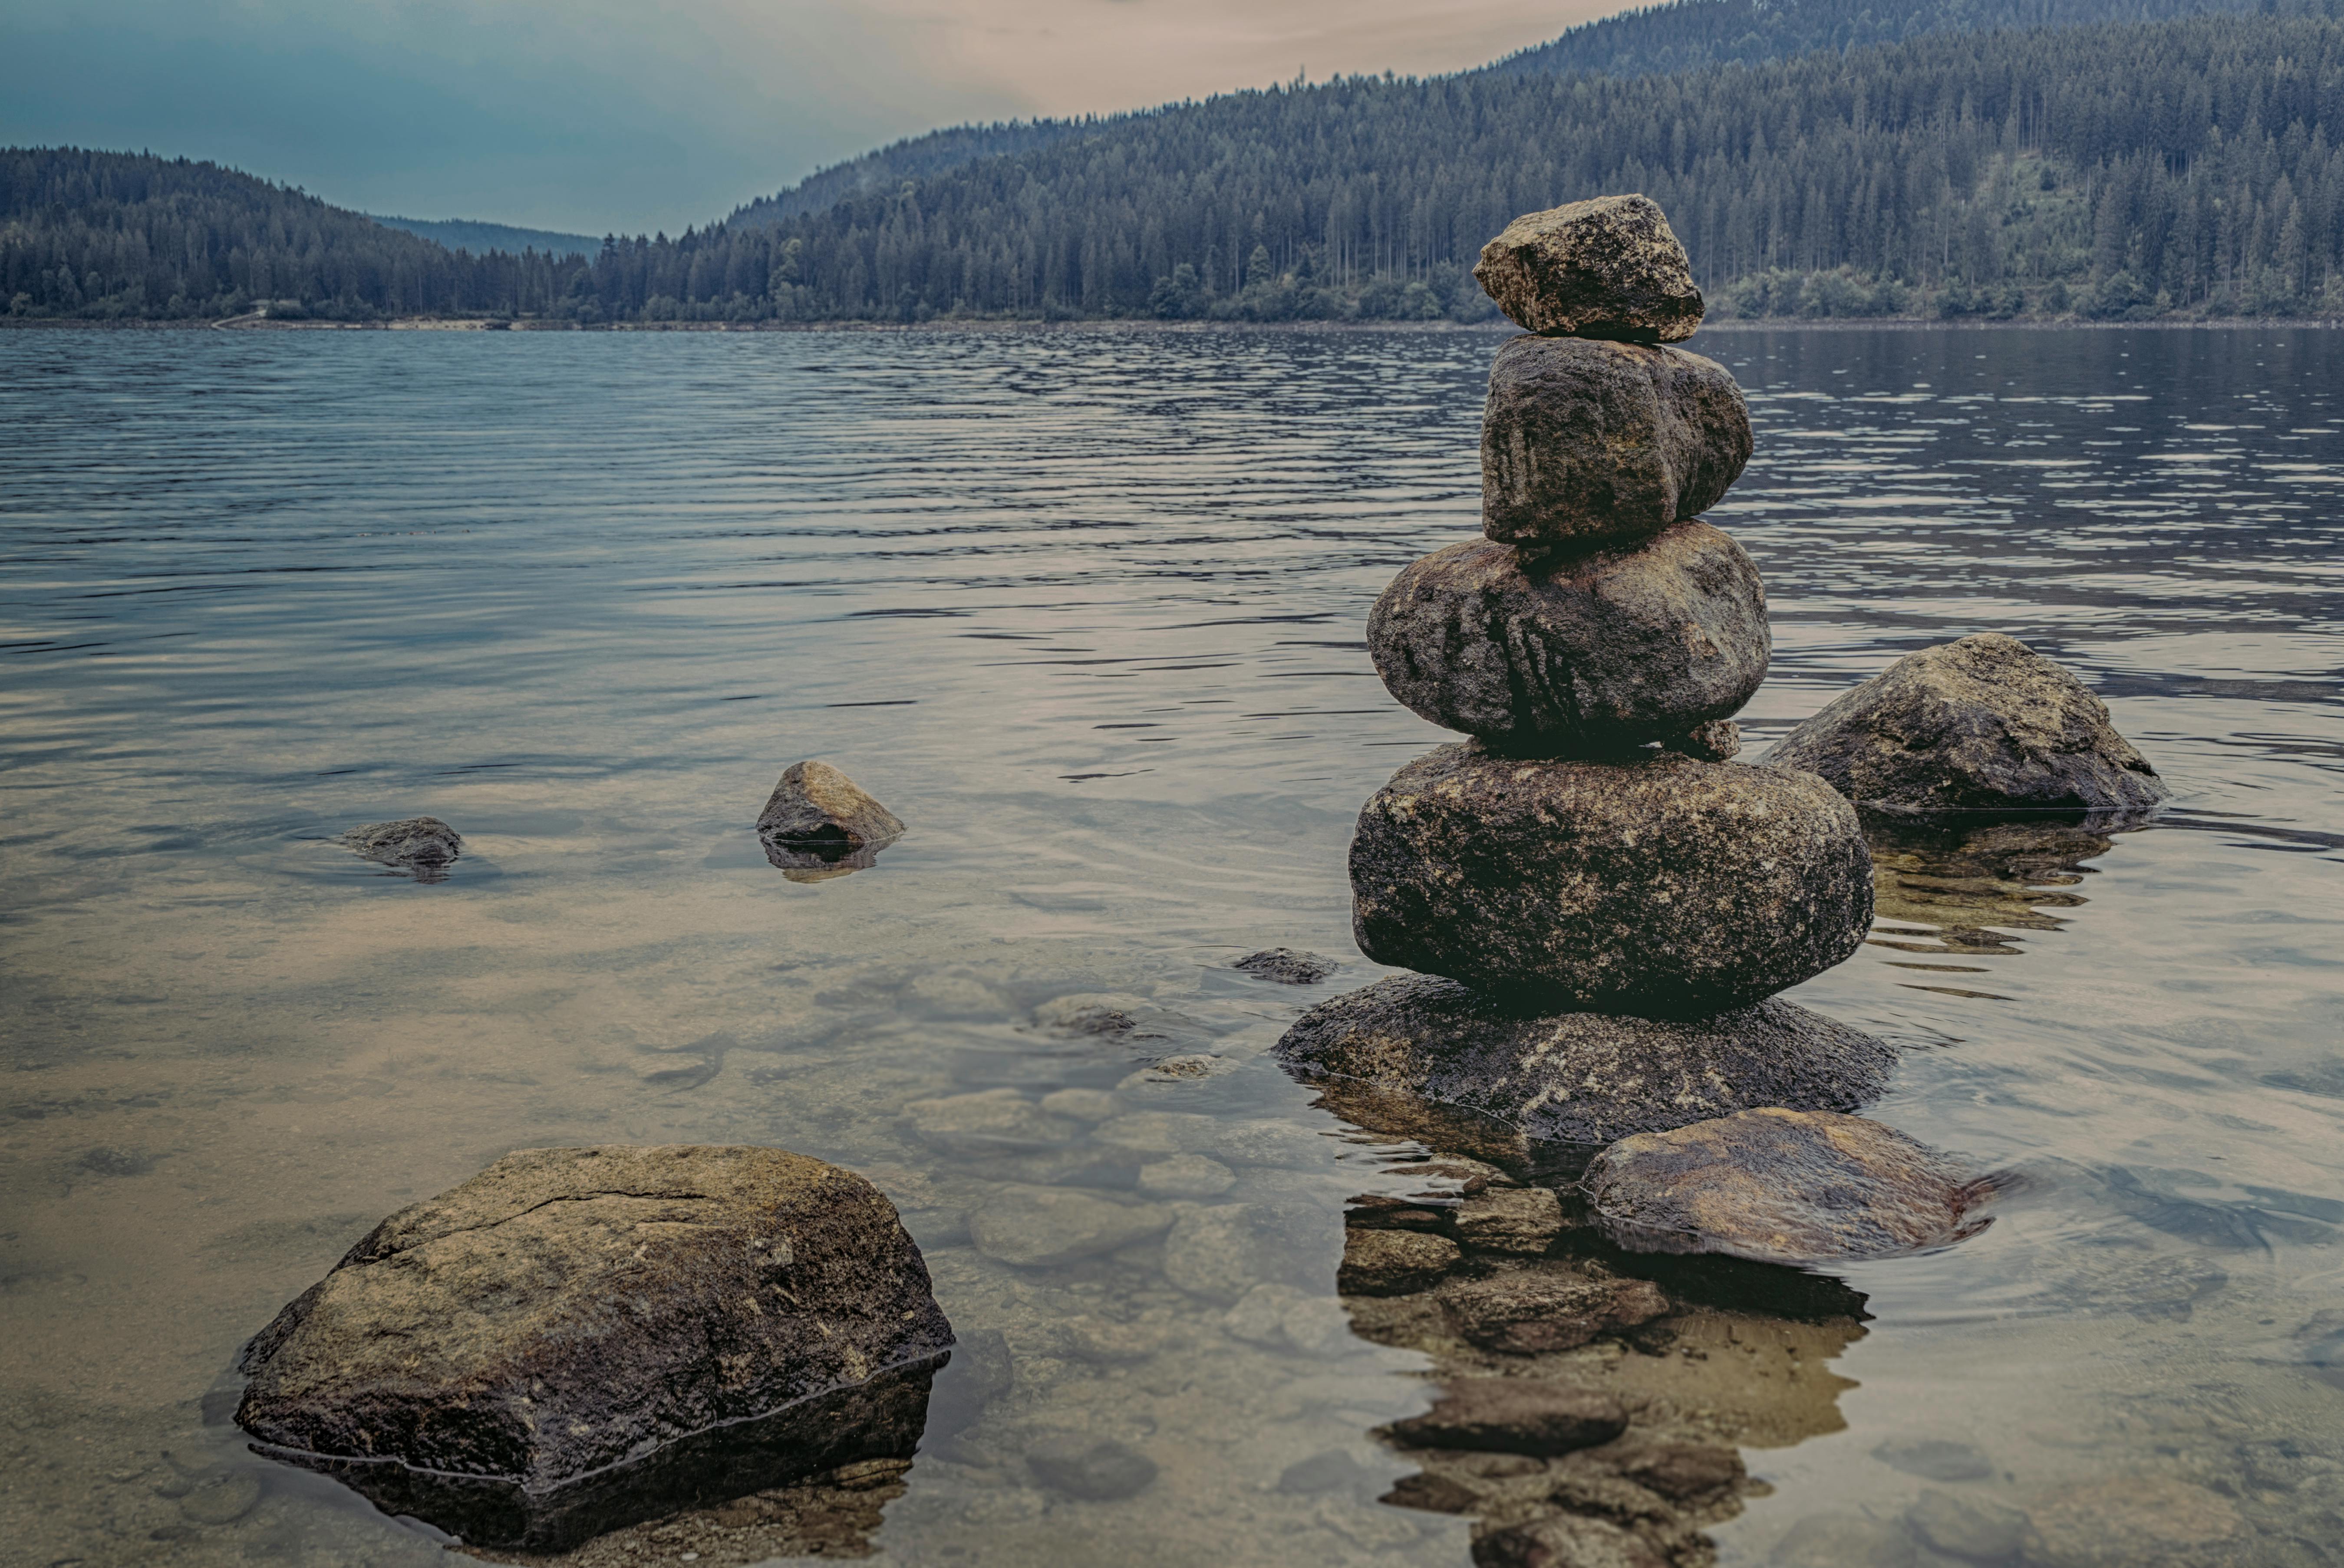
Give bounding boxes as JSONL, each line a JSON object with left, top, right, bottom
{"left": 1, "top": 323, "right": 2339, "bottom": 1567}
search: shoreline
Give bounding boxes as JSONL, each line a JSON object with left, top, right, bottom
{"left": 5, "top": 314, "right": 2340, "bottom": 335}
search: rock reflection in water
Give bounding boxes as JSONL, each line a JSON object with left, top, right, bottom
{"left": 1338, "top": 1153, "right": 1870, "bottom": 1567}
{"left": 1861, "top": 811, "right": 2150, "bottom": 981}
{"left": 761, "top": 833, "right": 888, "bottom": 882}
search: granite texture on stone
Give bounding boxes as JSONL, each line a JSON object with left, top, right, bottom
{"left": 1480, "top": 335, "right": 1750, "bottom": 549}
{"left": 1275, "top": 975, "right": 1896, "bottom": 1145}
{"left": 757, "top": 760, "right": 906, "bottom": 849}
{"left": 1368, "top": 523, "right": 1767, "bottom": 756}
{"left": 235, "top": 1145, "right": 951, "bottom": 1548}
{"left": 340, "top": 817, "right": 462, "bottom": 875}
{"left": 1473, "top": 194, "right": 1705, "bottom": 342}
{"left": 1349, "top": 745, "right": 1874, "bottom": 1014}
{"left": 1766, "top": 632, "right": 2169, "bottom": 814}
{"left": 1583, "top": 1108, "right": 1994, "bottom": 1265}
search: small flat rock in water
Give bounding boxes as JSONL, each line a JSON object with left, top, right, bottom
{"left": 2026, "top": 1479, "right": 2242, "bottom": 1568}
{"left": 340, "top": 817, "right": 461, "bottom": 872}
{"left": 234, "top": 1145, "right": 952, "bottom": 1550}
{"left": 1770, "top": 1512, "right": 1918, "bottom": 1568}
{"left": 1339, "top": 1228, "right": 1463, "bottom": 1297}
{"left": 1873, "top": 1436, "right": 1995, "bottom": 1482}
{"left": 1766, "top": 633, "right": 2168, "bottom": 813}
{"left": 1481, "top": 336, "right": 1751, "bottom": 548}
{"left": 1368, "top": 524, "right": 1767, "bottom": 754}
{"left": 969, "top": 1186, "right": 1172, "bottom": 1268}
{"left": 1137, "top": 1154, "right": 1236, "bottom": 1199}
{"left": 1386, "top": 1379, "right": 1629, "bottom": 1456}
{"left": 1438, "top": 1270, "right": 1669, "bottom": 1355}
{"left": 1907, "top": 1489, "right": 2031, "bottom": 1561}
{"left": 1583, "top": 1108, "right": 1992, "bottom": 1265}
{"left": 1350, "top": 745, "right": 1873, "bottom": 1014}
{"left": 1279, "top": 975, "right": 1894, "bottom": 1146}
{"left": 756, "top": 761, "right": 905, "bottom": 850}
{"left": 1474, "top": 194, "right": 1705, "bottom": 342}
{"left": 1024, "top": 1434, "right": 1157, "bottom": 1501}
{"left": 1474, "top": 1515, "right": 1671, "bottom": 1568}
{"left": 1232, "top": 947, "right": 1338, "bottom": 984}
{"left": 904, "top": 1089, "right": 1079, "bottom": 1153}
{"left": 177, "top": 1472, "right": 262, "bottom": 1525}
{"left": 1451, "top": 1186, "right": 1568, "bottom": 1255}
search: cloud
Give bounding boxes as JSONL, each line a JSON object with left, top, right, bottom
{"left": 0, "top": 0, "right": 1612, "bottom": 233}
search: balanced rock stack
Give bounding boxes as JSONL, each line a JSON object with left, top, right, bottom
{"left": 1279, "top": 195, "right": 1892, "bottom": 1146}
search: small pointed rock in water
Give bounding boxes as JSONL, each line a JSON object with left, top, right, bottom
{"left": 339, "top": 817, "right": 461, "bottom": 871}
{"left": 1474, "top": 194, "right": 1706, "bottom": 342}
{"left": 1766, "top": 632, "right": 2169, "bottom": 814}
{"left": 1583, "top": 1108, "right": 1995, "bottom": 1265}
{"left": 757, "top": 760, "right": 905, "bottom": 853}
{"left": 1480, "top": 336, "right": 1751, "bottom": 548}
{"left": 1232, "top": 947, "right": 1338, "bottom": 984}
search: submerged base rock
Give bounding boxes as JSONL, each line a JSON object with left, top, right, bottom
{"left": 1583, "top": 1109, "right": 1993, "bottom": 1265}
{"left": 235, "top": 1145, "right": 952, "bottom": 1550}
{"left": 340, "top": 817, "right": 462, "bottom": 875}
{"left": 1481, "top": 336, "right": 1751, "bottom": 549}
{"left": 1388, "top": 1380, "right": 1630, "bottom": 1456}
{"left": 1766, "top": 633, "right": 2169, "bottom": 813}
{"left": 1276, "top": 975, "right": 1896, "bottom": 1145}
{"left": 1233, "top": 948, "right": 1338, "bottom": 985}
{"left": 1351, "top": 745, "right": 1874, "bottom": 1015}
{"left": 1473, "top": 194, "right": 1705, "bottom": 343}
{"left": 1368, "top": 524, "right": 1768, "bottom": 755}
{"left": 757, "top": 761, "right": 906, "bottom": 851}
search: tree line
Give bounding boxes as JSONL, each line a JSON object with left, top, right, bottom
{"left": 13, "top": 14, "right": 2344, "bottom": 323}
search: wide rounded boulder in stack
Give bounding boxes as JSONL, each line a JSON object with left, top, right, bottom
{"left": 1481, "top": 335, "right": 1751, "bottom": 548}
{"left": 1348, "top": 743, "right": 1873, "bottom": 1015}
{"left": 1367, "top": 520, "right": 1767, "bottom": 756}
{"left": 1474, "top": 194, "right": 1706, "bottom": 343}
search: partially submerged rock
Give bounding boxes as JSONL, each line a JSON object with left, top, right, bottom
{"left": 340, "top": 817, "right": 462, "bottom": 877}
{"left": 1339, "top": 1228, "right": 1464, "bottom": 1297}
{"left": 1368, "top": 524, "right": 1768, "bottom": 755}
{"left": 969, "top": 1186, "right": 1170, "bottom": 1268}
{"left": 1232, "top": 947, "right": 1338, "bottom": 985}
{"left": 1583, "top": 1109, "right": 1994, "bottom": 1265}
{"left": 1438, "top": 1271, "right": 1670, "bottom": 1356}
{"left": 1474, "top": 194, "right": 1706, "bottom": 343}
{"left": 235, "top": 1145, "right": 952, "bottom": 1550}
{"left": 1766, "top": 633, "right": 2168, "bottom": 814}
{"left": 1350, "top": 745, "right": 1874, "bottom": 1015}
{"left": 1277, "top": 975, "right": 1895, "bottom": 1145}
{"left": 757, "top": 761, "right": 905, "bottom": 856}
{"left": 1481, "top": 336, "right": 1751, "bottom": 548}
{"left": 1386, "top": 1380, "right": 1629, "bottom": 1456}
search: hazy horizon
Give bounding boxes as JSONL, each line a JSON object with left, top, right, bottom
{"left": 0, "top": 0, "right": 1616, "bottom": 236}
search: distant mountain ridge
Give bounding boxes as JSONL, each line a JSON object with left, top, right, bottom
{"left": 371, "top": 215, "right": 600, "bottom": 258}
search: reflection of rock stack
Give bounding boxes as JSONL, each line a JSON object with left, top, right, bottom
{"left": 1279, "top": 195, "right": 1885, "bottom": 1142}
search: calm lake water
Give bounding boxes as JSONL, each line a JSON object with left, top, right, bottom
{"left": 1, "top": 323, "right": 2339, "bottom": 1568}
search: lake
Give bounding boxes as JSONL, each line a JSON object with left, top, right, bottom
{"left": 1, "top": 323, "right": 2339, "bottom": 1568}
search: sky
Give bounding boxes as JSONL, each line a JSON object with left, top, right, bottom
{"left": 0, "top": 0, "right": 1616, "bottom": 236}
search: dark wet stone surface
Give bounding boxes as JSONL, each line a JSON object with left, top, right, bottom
{"left": 1230, "top": 947, "right": 1337, "bottom": 984}
{"left": 1767, "top": 633, "right": 2169, "bottom": 814}
{"left": 1349, "top": 744, "right": 1873, "bottom": 1013}
{"left": 1338, "top": 1227, "right": 1464, "bottom": 1296}
{"left": 1583, "top": 1108, "right": 1995, "bottom": 1266}
{"left": 1278, "top": 975, "right": 1897, "bottom": 1145}
{"left": 1438, "top": 1272, "right": 1670, "bottom": 1355}
{"left": 1473, "top": 194, "right": 1705, "bottom": 343}
{"left": 1480, "top": 336, "right": 1750, "bottom": 550}
{"left": 234, "top": 1145, "right": 952, "bottom": 1550}
{"left": 1386, "top": 1379, "right": 1630, "bottom": 1456}
{"left": 1368, "top": 523, "right": 1767, "bottom": 756}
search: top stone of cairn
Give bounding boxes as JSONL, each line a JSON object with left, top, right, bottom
{"left": 1475, "top": 194, "right": 1704, "bottom": 342}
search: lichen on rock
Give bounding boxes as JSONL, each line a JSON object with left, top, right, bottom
{"left": 1474, "top": 194, "right": 1707, "bottom": 342}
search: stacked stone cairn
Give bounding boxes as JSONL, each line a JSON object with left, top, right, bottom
{"left": 1277, "top": 195, "right": 1895, "bottom": 1146}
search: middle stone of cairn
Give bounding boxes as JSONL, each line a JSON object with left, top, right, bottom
{"left": 1278, "top": 194, "right": 1888, "bottom": 1148}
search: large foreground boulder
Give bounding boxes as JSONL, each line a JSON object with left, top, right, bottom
{"left": 1276, "top": 975, "right": 1895, "bottom": 1145}
{"left": 1368, "top": 523, "right": 1767, "bottom": 755}
{"left": 1583, "top": 1109, "right": 1994, "bottom": 1265}
{"left": 1766, "top": 633, "right": 2169, "bottom": 814}
{"left": 236, "top": 1146, "right": 953, "bottom": 1549}
{"left": 1350, "top": 746, "right": 1873, "bottom": 1015}
{"left": 1473, "top": 194, "right": 1705, "bottom": 343}
{"left": 1481, "top": 336, "right": 1751, "bottom": 549}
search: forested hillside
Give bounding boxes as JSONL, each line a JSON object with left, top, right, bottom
{"left": 12, "top": 14, "right": 2344, "bottom": 323}
{"left": 372, "top": 214, "right": 598, "bottom": 258}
